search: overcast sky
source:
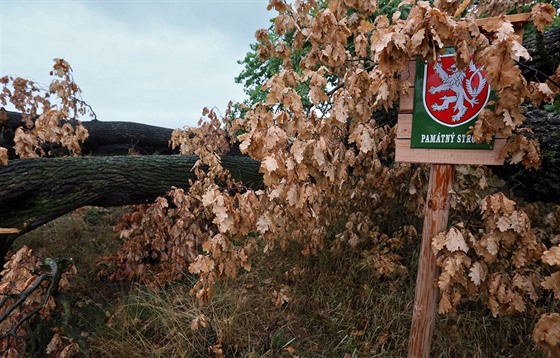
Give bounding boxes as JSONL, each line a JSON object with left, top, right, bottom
{"left": 0, "top": 0, "right": 273, "bottom": 128}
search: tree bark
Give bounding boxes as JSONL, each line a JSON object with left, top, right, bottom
{"left": 80, "top": 120, "right": 178, "bottom": 155}
{"left": 520, "top": 27, "right": 560, "bottom": 82}
{"left": 1, "top": 109, "right": 178, "bottom": 156}
{"left": 0, "top": 155, "right": 262, "bottom": 261}
{"left": 494, "top": 106, "right": 560, "bottom": 203}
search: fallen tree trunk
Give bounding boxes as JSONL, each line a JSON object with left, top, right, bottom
{"left": 2, "top": 106, "right": 559, "bottom": 213}
{"left": 0, "top": 155, "right": 262, "bottom": 261}
{"left": 0, "top": 110, "right": 558, "bottom": 264}
{"left": 1, "top": 109, "right": 178, "bottom": 156}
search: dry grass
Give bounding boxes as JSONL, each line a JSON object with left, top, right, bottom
{"left": 16, "top": 207, "right": 124, "bottom": 286}
{"left": 8, "top": 206, "right": 557, "bottom": 357}
{"left": 91, "top": 242, "right": 551, "bottom": 357}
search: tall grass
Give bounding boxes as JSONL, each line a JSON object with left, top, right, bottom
{"left": 91, "top": 243, "right": 550, "bottom": 357}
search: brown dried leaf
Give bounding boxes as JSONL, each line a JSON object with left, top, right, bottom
{"left": 469, "top": 261, "right": 486, "bottom": 286}
{"left": 533, "top": 313, "right": 560, "bottom": 357}
{"left": 272, "top": 285, "right": 291, "bottom": 308}
{"left": 189, "top": 255, "right": 215, "bottom": 274}
{"left": 529, "top": 82, "right": 555, "bottom": 105}
{"left": 542, "top": 246, "right": 560, "bottom": 266}
{"left": 0, "top": 147, "right": 7, "bottom": 166}
{"left": 446, "top": 227, "right": 469, "bottom": 253}
{"left": 541, "top": 272, "right": 560, "bottom": 299}
{"left": 190, "top": 314, "right": 208, "bottom": 331}
{"left": 432, "top": 232, "right": 447, "bottom": 253}
{"left": 530, "top": 3, "right": 556, "bottom": 32}
{"left": 262, "top": 156, "right": 279, "bottom": 173}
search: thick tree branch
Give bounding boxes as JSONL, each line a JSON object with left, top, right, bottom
{"left": 0, "top": 155, "right": 262, "bottom": 262}
{"left": 1, "top": 110, "right": 179, "bottom": 156}
{"left": 515, "top": 60, "right": 560, "bottom": 89}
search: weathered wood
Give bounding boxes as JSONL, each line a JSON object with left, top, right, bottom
{"left": 408, "top": 164, "right": 455, "bottom": 358}
{"left": 395, "top": 138, "right": 508, "bottom": 165}
{"left": 0, "top": 155, "right": 263, "bottom": 261}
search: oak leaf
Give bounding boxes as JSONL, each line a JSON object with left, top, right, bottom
{"left": 272, "top": 285, "right": 291, "bottom": 308}
{"left": 432, "top": 232, "right": 447, "bottom": 253}
{"left": 530, "top": 3, "right": 556, "bottom": 32}
{"left": 438, "top": 291, "right": 453, "bottom": 314}
{"left": 256, "top": 213, "right": 271, "bottom": 234}
{"left": 469, "top": 261, "right": 486, "bottom": 286}
{"left": 541, "top": 272, "right": 560, "bottom": 299}
{"left": 0, "top": 147, "right": 7, "bottom": 166}
{"left": 533, "top": 313, "right": 560, "bottom": 357}
{"left": 542, "top": 246, "right": 560, "bottom": 266}
{"left": 496, "top": 216, "right": 511, "bottom": 232}
{"left": 291, "top": 139, "right": 306, "bottom": 164}
{"left": 190, "top": 314, "right": 208, "bottom": 331}
{"left": 529, "top": 82, "right": 555, "bottom": 105}
{"left": 513, "top": 274, "right": 539, "bottom": 302}
{"left": 348, "top": 124, "right": 374, "bottom": 154}
{"left": 262, "top": 156, "right": 279, "bottom": 173}
{"left": 509, "top": 293, "right": 526, "bottom": 313}
{"left": 189, "top": 255, "right": 215, "bottom": 274}
{"left": 509, "top": 211, "right": 528, "bottom": 233}
{"left": 46, "top": 334, "right": 62, "bottom": 355}
{"left": 446, "top": 227, "right": 469, "bottom": 253}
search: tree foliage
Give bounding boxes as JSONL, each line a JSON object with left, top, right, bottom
{"left": 2, "top": 0, "right": 560, "bottom": 355}
{"left": 0, "top": 59, "right": 91, "bottom": 165}
{"left": 107, "top": 0, "right": 560, "bottom": 304}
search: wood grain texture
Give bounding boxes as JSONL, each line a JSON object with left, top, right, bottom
{"left": 407, "top": 164, "right": 455, "bottom": 358}
{"left": 395, "top": 139, "right": 506, "bottom": 165}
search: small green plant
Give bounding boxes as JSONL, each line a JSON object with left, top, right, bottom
{"left": 544, "top": 96, "right": 560, "bottom": 114}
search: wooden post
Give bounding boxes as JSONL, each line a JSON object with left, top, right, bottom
{"left": 407, "top": 164, "right": 455, "bottom": 358}
{"left": 394, "top": 14, "right": 528, "bottom": 356}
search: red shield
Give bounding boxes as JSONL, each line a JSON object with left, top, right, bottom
{"left": 423, "top": 54, "right": 490, "bottom": 127}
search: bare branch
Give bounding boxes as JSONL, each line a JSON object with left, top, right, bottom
{"left": 0, "top": 258, "right": 69, "bottom": 356}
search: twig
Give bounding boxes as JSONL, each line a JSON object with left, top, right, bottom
{"left": 326, "top": 62, "right": 378, "bottom": 97}
{"left": 515, "top": 59, "right": 560, "bottom": 89}
{"left": 0, "top": 258, "right": 68, "bottom": 356}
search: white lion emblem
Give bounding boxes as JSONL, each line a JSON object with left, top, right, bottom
{"left": 429, "top": 60, "right": 487, "bottom": 122}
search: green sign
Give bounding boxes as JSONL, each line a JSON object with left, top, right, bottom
{"left": 411, "top": 49, "right": 494, "bottom": 149}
